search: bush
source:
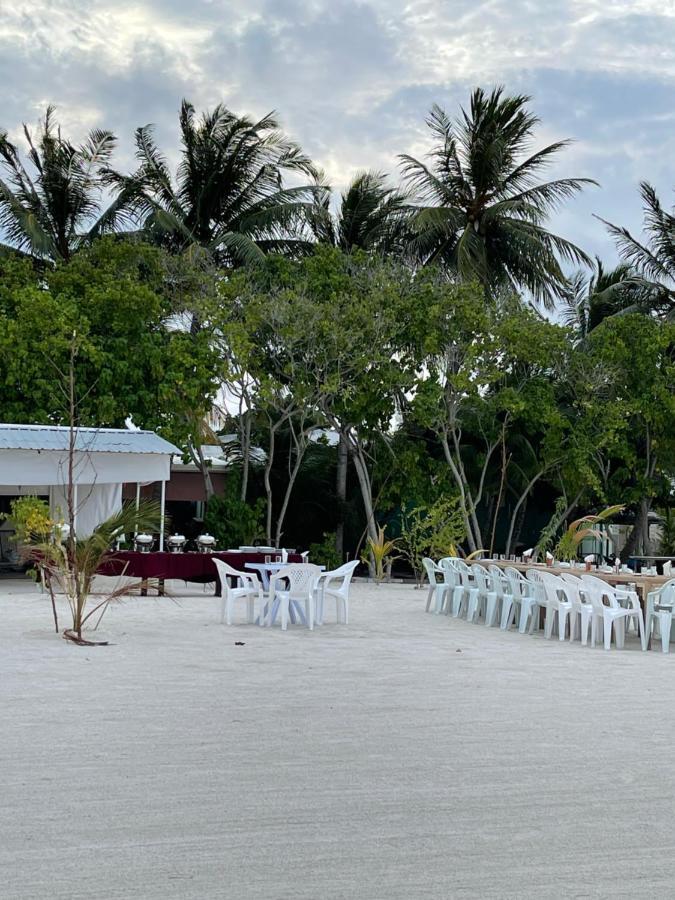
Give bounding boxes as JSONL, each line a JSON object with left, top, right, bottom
{"left": 204, "top": 484, "right": 265, "bottom": 550}
{"left": 308, "top": 532, "right": 342, "bottom": 571}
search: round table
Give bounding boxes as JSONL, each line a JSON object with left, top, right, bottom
{"left": 245, "top": 562, "right": 325, "bottom": 625}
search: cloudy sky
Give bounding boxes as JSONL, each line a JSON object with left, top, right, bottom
{"left": 2, "top": 0, "right": 675, "bottom": 262}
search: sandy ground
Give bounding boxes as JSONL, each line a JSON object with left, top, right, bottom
{"left": 2, "top": 576, "right": 675, "bottom": 899}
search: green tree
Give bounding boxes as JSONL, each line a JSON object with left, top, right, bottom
{"left": 115, "top": 100, "right": 319, "bottom": 267}
{"left": 584, "top": 313, "right": 675, "bottom": 557}
{"left": 0, "top": 107, "right": 130, "bottom": 261}
{"left": 0, "top": 238, "right": 220, "bottom": 449}
{"left": 601, "top": 181, "right": 675, "bottom": 320}
{"left": 400, "top": 87, "right": 594, "bottom": 306}
{"left": 310, "top": 170, "right": 410, "bottom": 254}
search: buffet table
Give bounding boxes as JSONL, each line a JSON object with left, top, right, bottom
{"left": 99, "top": 550, "right": 304, "bottom": 595}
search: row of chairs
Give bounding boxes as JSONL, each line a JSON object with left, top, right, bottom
{"left": 423, "top": 557, "right": 675, "bottom": 652}
{"left": 213, "top": 559, "right": 359, "bottom": 630}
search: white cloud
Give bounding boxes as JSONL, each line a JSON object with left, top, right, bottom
{"left": 2, "top": 0, "right": 675, "bottom": 261}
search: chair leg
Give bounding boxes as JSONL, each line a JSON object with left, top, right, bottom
{"left": 604, "top": 615, "right": 612, "bottom": 650}
{"left": 500, "top": 597, "right": 512, "bottom": 630}
{"left": 220, "top": 593, "right": 227, "bottom": 624}
{"left": 425, "top": 585, "right": 434, "bottom": 612}
{"left": 247, "top": 596, "right": 254, "bottom": 624}
{"left": 658, "top": 611, "right": 671, "bottom": 653}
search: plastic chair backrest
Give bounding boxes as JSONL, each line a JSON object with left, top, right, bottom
{"left": 580, "top": 574, "right": 620, "bottom": 609}
{"left": 487, "top": 564, "right": 508, "bottom": 594}
{"left": 324, "top": 559, "right": 359, "bottom": 588}
{"left": 272, "top": 564, "right": 323, "bottom": 598}
{"left": 539, "top": 571, "right": 571, "bottom": 605}
{"left": 438, "top": 558, "right": 460, "bottom": 586}
{"left": 422, "top": 557, "right": 441, "bottom": 586}
{"left": 213, "top": 558, "right": 253, "bottom": 587}
{"left": 470, "top": 563, "right": 490, "bottom": 590}
{"left": 654, "top": 578, "right": 675, "bottom": 606}
{"left": 504, "top": 566, "right": 529, "bottom": 598}
{"left": 525, "top": 568, "right": 547, "bottom": 604}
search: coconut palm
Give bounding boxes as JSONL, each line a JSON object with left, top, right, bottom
{"left": 561, "top": 257, "right": 637, "bottom": 338}
{"left": 0, "top": 106, "right": 128, "bottom": 261}
{"left": 114, "top": 100, "right": 320, "bottom": 267}
{"left": 600, "top": 181, "right": 675, "bottom": 320}
{"left": 399, "top": 87, "right": 595, "bottom": 306}
{"left": 310, "top": 170, "right": 410, "bottom": 253}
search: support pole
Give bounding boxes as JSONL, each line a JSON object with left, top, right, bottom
{"left": 159, "top": 480, "right": 166, "bottom": 551}
{"left": 134, "top": 482, "right": 140, "bottom": 538}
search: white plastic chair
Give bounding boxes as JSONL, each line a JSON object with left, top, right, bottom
{"left": 644, "top": 579, "right": 675, "bottom": 652}
{"left": 265, "top": 564, "right": 323, "bottom": 630}
{"left": 559, "top": 572, "right": 597, "bottom": 646}
{"left": 450, "top": 559, "right": 478, "bottom": 618}
{"left": 486, "top": 564, "right": 512, "bottom": 627}
{"left": 580, "top": 574, "right": 647, "bottom": 650}
{"left": 467, "top": 564, "right": 495, "bottom": 624}
{"left": 502, "top": 567, "right": 539, "bottom": 632}
{"left": 423, "top": 557, "right": 450, "bottom": 614}
{"left": 316, "top": 560, "right": 359, "bottom": 624}
{"left": 212, "top": 559, "right": 262, "bottom": 626}
{"left": 537, "top": 571, "right": 574, "bottom": 640}
{"left": 438, "top": 558, "right": 462, "bottom": 617}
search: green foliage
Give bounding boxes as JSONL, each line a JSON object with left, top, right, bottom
{"left": 203, "top": 479, "right": 265, "bottom": 549}
{"left": 534, "top": 496, "right": 567, "bottom": 561}
{"left": 400, "top": 87, "right": 594, "bottom": 307}
{"left": 0, "top": 238, "right": 220, "bottom": 448}
{"left": 553, "top": 505, "right": 624, "bottom": 561}
{"left": 26, "top": 500, "right": 163, "bottom": 640}
{"left": 658, "top": 508, "right": 675, "bottom": 556}
{"left": 1, "top": 496, "right": 54, "bottom": 543}
{"left": 307, "top": 532, "right": 342, "bottom": 572}
{"left": 363, "top": 525, "right": 398, "bottom": 583}
{"left": 398, "top": 497, "right": 466, "bottom": 585}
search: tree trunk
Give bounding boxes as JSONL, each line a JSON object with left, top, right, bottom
{"left": 350, "top": 439, "right": 378, "bottom": 578}
{"left": 274, "top": 435, "right": 309, "bottom": 548}
{"left": 194, "top": 444, "right": 215, "bottom": 501}
{"left": 621, "top": 498, "right": 652, "bottom": 561}
{"left": 440, "top": 433, "right": 477, "bottom": 552}
{"left": 239, "top": 414, "right": 252, "bottom": 502}
{"left": 504, "top": 469, "right": 547, "bottom": 557}
{"left": 335, "top": 432, "right": 348, "bottom": 558}
{"left": 263, "top": 423, "right": 276, "bottom": 546}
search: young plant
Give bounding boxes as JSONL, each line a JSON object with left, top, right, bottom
{"left": 23, "top": 500, "right": 163, "bottom": 644}
{"left": 398, "top": 498, "right": 466, "bottom": 586}
{"left": 553, "top": 504, "right": 624, "bottom": 562}
{"left": 363, "top": 525, "right": 398, "bottom": 583}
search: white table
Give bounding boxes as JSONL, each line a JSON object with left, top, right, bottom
{"left": 245, "top": 562, "right": 325, "bottom": 626}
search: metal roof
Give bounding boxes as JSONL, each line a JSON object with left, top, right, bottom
{"left": 0, "top": 424, "right": 180, "bottom": 456}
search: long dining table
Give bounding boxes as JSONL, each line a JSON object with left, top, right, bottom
{"left": 99, "top": 550, "right": 304, "bottom": 595}
{"left": 474, "top": 559, "right": 669, "bottom": 604}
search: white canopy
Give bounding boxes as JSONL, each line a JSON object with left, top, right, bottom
{"left": 0, "top": 425, "right": 180, "bottom": 539}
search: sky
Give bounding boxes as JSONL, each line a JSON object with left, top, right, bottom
{"left": 2, "top": 0, "right": 675, "bottom": 263}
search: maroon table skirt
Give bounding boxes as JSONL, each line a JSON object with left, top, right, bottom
{"left": 99, "top": 550, "right": 303, "bottom": 587}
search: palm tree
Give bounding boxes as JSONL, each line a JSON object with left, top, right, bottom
{"left": 115, "top": 100, "right": 319, "bottom": 267}
{"left": 0, "top": 107, "right": 127, "bottom": 261}
{"left": 399, "top": 87, "right": 596, "bottom": 306}
{"left": 310, "top": 170, "right": 410, "bottom": 253}
{"left": 561, "top": 257, "right": 637, "bottom": 338}
{"left": 600, "top": 181, "right": 675, "bottom": 320}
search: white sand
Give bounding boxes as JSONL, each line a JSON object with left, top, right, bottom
{"left": 1, "top": 577, "right": 675, "bottom": 899}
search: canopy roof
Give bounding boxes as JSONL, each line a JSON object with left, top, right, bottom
{"left": 0, "top": 424, "right": 178, "bottom": 455}
{"left": 0, "top": 424, "right": 180, "bottom": 487}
